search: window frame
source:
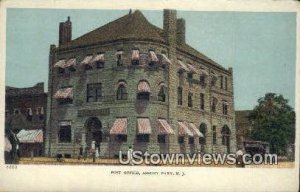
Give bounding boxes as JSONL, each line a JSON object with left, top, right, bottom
{"left": 87, "top": 83, "right": 103, "bottom": 103}
{"left": 58, "top": 125, "right": 72, "bottom": 143}
{"left": 177, "top": 87, "right": 183, "bottom": 106}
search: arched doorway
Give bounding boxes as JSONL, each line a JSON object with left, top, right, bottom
{"left": 199, "top": 123, "right": 207, "bottom": 152}
{"left": 85, "top": 117, "right": 102, "bottom": 149}
{"left": 221, "top": 125, "right": 231, "bottom": 153}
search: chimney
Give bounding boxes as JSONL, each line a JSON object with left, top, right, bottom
{"left": 176, "top": 18, "right": 185, "bottom": 44}
{"left": 163, "top": 9, "right": 177, "bottom": 46}
{"left": 59, "top": 16, "right": 72, "bottom": 46}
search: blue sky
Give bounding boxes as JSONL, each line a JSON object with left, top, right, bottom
{"left": 6, "top": 9, "right": 296, "bottom": 110}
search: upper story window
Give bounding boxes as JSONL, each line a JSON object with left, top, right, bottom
{"left": 65, "top": 58, "right": 76, "bottom": 71}
{"left": 54, "top": 87, "right": 73, "bottom": 105}
{"left": 210, "top": 72, "right": 217, "bottom": 87}
{"left": 222, "top": 101, "right": 229, "bottom": 115}
{"left": 116, "top": 51, "right": 124, "bottom": 66}
{"left": 213, "top": 126, "right": 217, "bottom": 145}
{"left": 157, "top": 83, "right": 166, "bottom": 102}
{"left": 54, "top": 59, "right": 66, "bottom": 74}
{"left": 187, "top": 64, "right": 197, "bottom": 80}
{"left": 137, "top": 80, "right": 150, "bottom": 100}
{"left": 211, "top": 97, "right": 218, "bottom": 113}
{"left": 220, "top": 75, "right": 224, "bottom": 89}
{"left": 225, "top": 76, "right": 228, "bottom": 90}
{"left": 116, "top": 81, "right": 128, "bottom": 100}
{"left": 87, "top": 83, "right": 103, "bottom": 102}
{"left": 200, "top": 75, "right": 206, "bottom": 85}
{"left": 92, "top": 53, "right": 105, "bottom": 69}
{"left": 132, "top": 49, "right": 140, "bottom": 65}
{"left": 188, "top": 92, "right": 193, "bottom": 108}
{"left": 200, "top": 68, "right": 209, "bottom": 85}
{"left": 81, "top": 55, "right": 93, "bottom": 70}
{"left": 200, "top": 93, "right": 205, "bottom": 110}
{"left": 177, "top": 87, "right": 183, "bottom": 106}
{"left": 26, "top": 108, "right": 33, "bottom": 121}
{"left": 149, "top": 50, "right": 159, "bottom": 66}
{"left": 36, "top": 107, "right": 45, "bottom": 120}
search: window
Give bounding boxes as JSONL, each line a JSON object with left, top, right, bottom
{"left": 222, "top": 102, "right": 228, "bottom": 115}
{"left": 211, "top": 97, "right": 217, "bottom": 112}
{"left": 188, "top": 73, "right": 193, "bottom": 79}
{"left": 58, "top": 126, "right": 71, "bottom": 143}
{"left": 158, "top": 86, "right": 166, "bottom": 102}
{"left": 200, "top": 75, "right": 206, "bottom": 85}
{"left": 158, "top": 135, "right": 166, "bottom": 143}
{"left": 132, "top": 50, "right": 140, "bottom": 65}
{"left": 87, "top": 83, "right": 102, "bottom": 102}
{"left": 225, "top": 77, "right": 228, "bottom": 90}
{"left": 58, "top": 68, "right": 65, "bottom": 74}
{"left": 13, "top": 109, "right": 20, "bottom": 115}
{"left": 177, "top": 87, "right": 183, "bottom": 105}
{"left": 199, "top": 123, "right": 207, "bottom": 145}
{"left": 116, "top": 135, "right": 127, "bottom": 142}
{"left": 188, "top": 92, "right": 193, "bottom": 108}
{"left": 59, "top": 98, "right": 73, "bottom": 105}
{"left": 137, "top": 81, "right": 150, "bottom": 101}
{"left": 220, "top": 75, "right": 224, "bottom": 89}
{"left": 200, "top": 93, "right": 205, "bottom": 110}
{"left": 26, "top": 108, "right": 33, "bottom": 121}
{"left": 116, "top": 52, "right": 123, "bottom": 66}
{"left": 178, "top": 136, "right": 184, "bottom": 144}
{"left": 213, "top": 126, "right": 217, "bottom": 145}
{"left": 96, "top": 61, "right": 105, "bottom": 69}
{"left": 137, "top": 92, "right": 150, "bottom": 100}
{"left": 136, "top": 134, "right": 150, "bottom": 142}
{"left": 117, "top": 84, "right": 127, "bottom": 100}
{"left": 188, "top": 137, "right": 194, "bottom": 144}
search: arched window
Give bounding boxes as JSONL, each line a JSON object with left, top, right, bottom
{"left": 116, "top": 81, "right": 127, "bottom": 100}
{"left": 221, "top": 125, "right": 231, "bottom": 153}
{"left": 137, "top": 80, "right": 150, "bottom": 100}
{"left": 158, "top": 83, "right": 166, "bottom": 102}
{"left": 199, "top": 123, "right": 207, "bottom": 145}
{"left": 177, "top": 87, "right": 183, "bottom": 105}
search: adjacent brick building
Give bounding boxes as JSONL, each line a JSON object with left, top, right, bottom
{"left": 5, "top": 82, "right": 47, "bottom": 157}
{"left": 45, "top": 10, "right": 236, "bottom": 158}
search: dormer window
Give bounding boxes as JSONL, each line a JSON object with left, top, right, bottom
{"left": 132, "top": 49, "right": 140, "bottom": 65}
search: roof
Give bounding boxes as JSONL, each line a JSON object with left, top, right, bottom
{"left": 59, "top": 10, "right": 228, "bottom": 71}
{"left": 6, "top": 82, "right": 45, "bottom": 97}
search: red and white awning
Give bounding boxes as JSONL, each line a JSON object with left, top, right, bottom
{"left": 132, "top": 50, "right": 140, "bottom": 60}
{"left": 91, "top": 54, "right": 105, "bottom": 63}
{"left": 110, "top": 118, "right": 127, "bottom": 135}
{"left": 177, "top": 60, "right": 190, "bottom": 72}
{"left": 161, "top": 54, "right": 171, "bottom": 64}
{"left": 187, "top": 123, "right": 204, "bottom": 137}
{"left": 137, "top": 81, "right": 150, "bottom": 93}
{"left": 149, "top": 51, "right": 159, "bottom": 62}
{"left": 54, "top": 59, "right": 66, "bottom": 68}
{"left": 157, "top": 119, "right": 175, "bottom": 135}
{"left": 178, "top": 121, "right": 193, "bottom": 137}
{"left": 187, "top": 64, "right": 199, "bottom": 74}
{"left": 54, "top": 87, "right": 73, "bottom": 99}
{"left": 81, "top": 55, "right": 93, "bottom": 65}
{"left": 17, "top": 129, "right": 43, "bottom": 143}
{"left": 117, "top": 81, "right": 127, "bottom": 87}
{"left": 137, "top": 118, "right": 152, "bottom": 134}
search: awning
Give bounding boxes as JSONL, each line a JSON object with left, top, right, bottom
{"left": 91, "top": 54, "right": 105, "bottom": 63}
{"left": 161, "top": 54, "right": 171, "bottom": 64}
{"left": 27, "top": 108, "right": 33, "bottom": 116}
{"left": 54, "top": 60, "right": 66, "bottom": 68}
{"left": 137, "top": 81, "right": 150, "bottom": 93}
{"left": 59, "top": 121, "right": 72, "bottom": 126}
{"left": 178, "top": 122, "right": 193, "bottom": 137}
{"left": 54, "top": 87, "right": 73, "bottom": 99}
{"left": 64, "top": 58, "right": 76, "bottom": 68}
{"left": 117, "top": 81, "right": 127, "bottom": 87}
{"left": 149, "top": 51, "right": 159, "bottom": 62}
{"left": 223, "top": 100, "right": 229, "bottom": 105}
{"left": 187, "top": 64, "right": 199, "bottom": 74}
{"left": 110, "top": 118, "right": 127, "bottom": 135}
{"left": 81, "top": 55, "right": 93, "bottom": 65}
{"left": 116, "top": 51, "right": 124, "bottom": 55}
{"left": 137, "top": 118, "right": 152, "bottom": 134}
{"left": 5, "top": 136, "right": 12, "bottom": 152}
{"left": 157, "top": 119, "right": 175, "bottom": 135}
{"left": 17, "top": 129, "right": 43, "bottom": 143}
{"left": 177, "top": 60, "right": 190, "bottom": 72}
{"left": 200, "top": 68, "right": 209, "bottom": 76}
{"left": 132, "top": 50, "right": 140, "bottom": 60}
{"left": 187, "top": 123, "right": 204, "bottom": 137}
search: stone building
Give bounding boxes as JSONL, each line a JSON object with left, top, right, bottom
{"left": 235, "top": 110, "right": 252, "bottom": 148}
{"left": 5, "top": 82, "right": 47, "bottom": 157}
{"left": 45, "top": 10, "right": 236, "bottom": 158}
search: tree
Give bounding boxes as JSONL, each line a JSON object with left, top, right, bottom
{"left": 249, "top": 93, "right": 295, "bottom": 155}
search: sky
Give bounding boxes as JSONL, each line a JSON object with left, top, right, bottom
{"left": 5, "top": 9, "right": 296, "bottom": 110}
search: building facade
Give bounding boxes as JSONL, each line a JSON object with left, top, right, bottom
{"left": 235, "top": 110, "right": 252, "bottom": 149}
{"left": 5, "top": 82, "right": 47, "bottom": 157}
{"left": 45, "top": 10, "right": 236, "bottom": 158}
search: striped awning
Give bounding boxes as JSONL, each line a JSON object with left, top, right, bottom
{"left": 178, "top": 121, "right": 193, "bottom": 137}
{"left": 187, "top": 123, "right": 204, "bottom": 137}
{"left": 161, "top": 54, "right": 171, "bottom": 64}
{"left": 149, "top": 51, "right": 159, "bottom": 62}
{"left": 64, "top": 58, "right": 76, "bottom": 68}
{"left": 54, "top": 59, "right": 66, "bottom": 68}
{"left": 91, "top": 54, "right": 105, "bottom": 63}
{"left": 187, "top": 64, "right": 198, "bottom": 74}
{"left": 177, "top": 60, "right": 190, "bottom": 72}
{"left": 17, "top": 129, "right": 43, "bottom": 143}
{"left": 137, "top": 118, "right": 152, "bottom": 134}
{"left": 118, "top": 81, "right": 127, "bottom": 87}
{"left": 116, "top": 51, "right": 124, "bottom": 55}
{"left": 157, "top": 119, "right": 175, "bottom": 135}
{"left": 59, "top": 121, "right": 72, "bottom": 126}
{"left": 81, "top": 55, "right": 93, "bottom": 65}
{"left": 137, "top": 81, "right": 150, "bottom": 93}
{"left": 110, "top": 118, "right": 127, "bottom": 135}
{"left": 54, "top": 87, "right": 73, "bottom": 99}
{"left": 132, "top": 50, "right": 140, "bottom": 60}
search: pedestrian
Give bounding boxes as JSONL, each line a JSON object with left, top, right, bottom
{"left": 91, "top": 141, "right": 96, "bottom": 163}
{"left": 128, "top": 146, "right": 134, "bottom": 166}
{"left": 236, "top": 148, "right": 245, "bottom": 168}
{"left": 78, "top": 145, "right": 83, "bottom": 160}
